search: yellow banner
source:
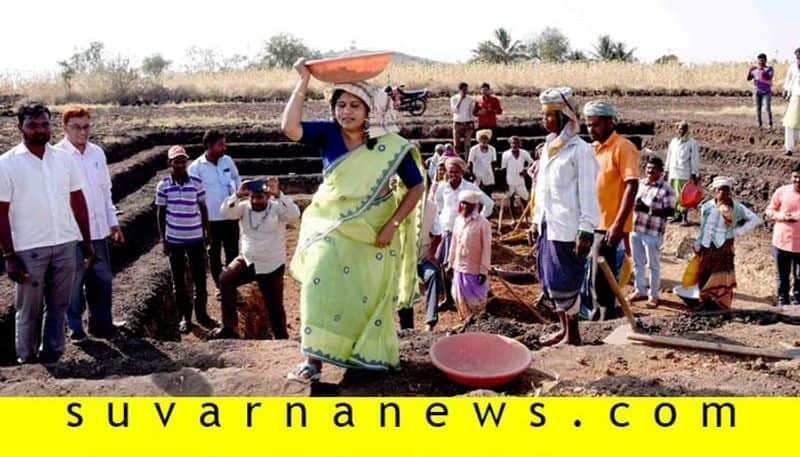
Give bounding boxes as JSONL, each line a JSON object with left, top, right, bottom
{"left": 0, "top": 397, "right": 792, "bottom": 457}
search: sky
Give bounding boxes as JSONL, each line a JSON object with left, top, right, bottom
{"left": 2, "top": 0, "right": 799, "bottom": 76}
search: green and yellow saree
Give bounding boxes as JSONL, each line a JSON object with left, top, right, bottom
{"left": 289, "top": 132, "right": 423, "bottom": 370}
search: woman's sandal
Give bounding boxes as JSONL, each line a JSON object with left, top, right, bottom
{"left": 287, "top": 362, "right": 321, "bottom": 384}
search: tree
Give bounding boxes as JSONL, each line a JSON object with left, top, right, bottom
{"left": 57, "top": 41, "right": 106, "bottom": 89}
{"left": 471, "top": 28, "right": 529, "bottom": 64}
{"left": 565, "top": 49, "right": 589, "bottom": 61}
{"left": 591, "top": 35, "right": 636, "bottom": 62}
{"left": 141, "top": 54, "right": 172, "bottom": 77}
{"left": 528, "top": 27, "right": 570, "bottom": 62}
{"left": 257, "top": 33, "right": 321, "bottom": 68}
{"left": 654, "top": 54, "right": 680, "bottom": 65}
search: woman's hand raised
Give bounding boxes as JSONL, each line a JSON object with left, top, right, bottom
{"left": 293, "top": 58, "right": 311, "bottom": 80}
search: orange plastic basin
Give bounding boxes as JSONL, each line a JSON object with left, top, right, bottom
{"left": 305, "top": 51, "right": 393, "bottom": 83}
{"left": 430, "top": 332, "right": 532, "bottom": 388}
{"left": 681, "top": 181, "right": 704, "bottom": 209}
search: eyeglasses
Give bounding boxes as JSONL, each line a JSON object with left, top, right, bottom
{"left": 67, "top": 124, "right": 91, "bottom": 131}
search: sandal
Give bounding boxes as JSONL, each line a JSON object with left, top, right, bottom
{"left": 627, "top": 292, "right": 647, "bottom": 303}
{"left": 645, "top": 299, "right": 660, "bottom": 309}
{"left": 287, "top": 362, "right": 321, "bottom": 384}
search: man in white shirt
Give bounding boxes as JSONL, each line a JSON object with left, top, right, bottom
{"left": 467, "top": 129, "right": 497, "bottom": 194}
{"left": 501, "top": 136, "right": 534, "bottom": 220}
{"left": 211, "top": 177, "right": 300, "bottom": 340}
{"left": 434, "top": 157, "right": 493, "bottom": 306}
{"left": 664, "top": 120, "right": 700, "bottom": 224}
{"left": 188, "top": 130, "right": 242, "bottom": 292}
{"left": 530, "top": 87, "right": 599, "bottom": 346}
{"left": 784, "top": 47, "right": 800, "bottom": 156}
{"left": 0, "top": 103, "right": 95, "bottom": 364}
{"left": 56, "top": 106, "right": 124, "bottom": 341}
{"left": 450, "top": 82, "right": 476, "bottom": 155}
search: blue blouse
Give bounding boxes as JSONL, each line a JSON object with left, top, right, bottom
{"left": 300, "top": 120, "right": 423, "bottom": 188}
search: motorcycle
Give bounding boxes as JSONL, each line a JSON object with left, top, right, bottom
{"left": 384, "top": 85, "right": 428, "bottom": 116}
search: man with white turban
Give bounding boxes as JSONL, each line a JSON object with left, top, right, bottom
{"left": 531, "top": 87, "right": 599, "bottom": 346}
{"left": 583, "top": 100, "right": 640, "bottom": 321}
{"left": 693, "top": 177, "right": 760, "bottom": 309}
{"left": 467, "top": 128, "right": 497, "bottom": 193}
{"left": 664, "top": 120, "right": 700, "bottom": 224}
{"left": 783, "top": 47, "right": 800, "bottom": 156}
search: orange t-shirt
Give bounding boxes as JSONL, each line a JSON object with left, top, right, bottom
{"left": 594, "top": 132, "right": 640, "bottom": 232}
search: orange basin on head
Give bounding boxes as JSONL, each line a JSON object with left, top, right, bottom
{"left": 429, "top": 332, "right": 532, "bottom": 388}
{"left": 305, "top": 51, "right": 393, "bottom": 83}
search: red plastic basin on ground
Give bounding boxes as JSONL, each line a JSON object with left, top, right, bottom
{"left": 429, "top": 332, "right": 532, "bottom": 388}
{"left": 681, "top": 181, "right": 704, "bottom": 209}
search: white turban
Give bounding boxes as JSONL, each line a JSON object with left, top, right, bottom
{"left": 583, "top": 100, "right": 619, "bottom": 122}
{"left": 710, "top": 176, "right": 734, "bottom": 190}
{"left": 539, "top": 86, "right": 578, "bottom": 123}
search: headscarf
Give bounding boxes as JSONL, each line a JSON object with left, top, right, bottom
{"left": 458, "top": 190, "right": 481, "bottom": 217}
{"left": 475, "top": 129, "right": 492, "bottom": 142}
{"left": 676, "top": 120, "right": 691, "bottom": 143}
{"left": 434, "top": 144, "right": 445, "bottom": 153}
{"left": 583, "top": 100, "right": 619, "bottom": 122}
{"left": 445, "top": 157, "right": 468, "bottom": 171}
{"left": 539, "top": 86, "right": 579, "bottom": 158}
{"left": 458, "top": 189, "right": 482, "bottom": 204}
{"left": 330, "top": 82, "right": 400, "bottom": 139}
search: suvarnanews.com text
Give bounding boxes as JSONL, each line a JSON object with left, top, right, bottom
{"left": 64, "top": 399, "right": 736, "bottom": 430}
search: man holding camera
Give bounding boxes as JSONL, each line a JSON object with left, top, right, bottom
{"left": 211, "top": 178, "right": 300, "bottom": 340}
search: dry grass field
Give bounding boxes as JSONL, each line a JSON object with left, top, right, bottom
{"left": 2, "top": 61, "right": 794, "bottom": 105}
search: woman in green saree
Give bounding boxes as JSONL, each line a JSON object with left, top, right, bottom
{"left": 282, "top": 58, "right": 425, "bottom": 383}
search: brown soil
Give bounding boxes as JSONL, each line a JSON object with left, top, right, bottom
{"left": 1, "top": 95, "right": 799, "bottom": 396}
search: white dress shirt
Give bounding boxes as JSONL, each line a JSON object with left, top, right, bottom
{"left": 434, "top": 178, "right": 493, "bottom": 231}
{"left": 0, "top": 143, "right": 85, "bottom": 251}
{"left": 501, "top": 148, "right": 533, "bottom": 186}
{"left": 532, "top": 134, "right": 600, "bottom": 242}
{"left": 785, "top": 63, "right": 800, "bottom": 97}
{"left": 665, "top": 137, "right": 700, "bottom": 181}
{"left": 188, "top": 153, "right": 241, "bottom": 221}
{"left": 56, "top": 138, "right": 118, "bottom": 240}
{"left": 468, "top": 145, "right": 497, "bottom": 185}
{"left": 220, "top": 193, "right": 300, "bottom": 274}
{"left": 450, "top": 94, "right": 476, "bottom": 123}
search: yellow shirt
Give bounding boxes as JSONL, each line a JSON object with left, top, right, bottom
{"left": 593, "top": 132, "right": 640, "bottom": 232}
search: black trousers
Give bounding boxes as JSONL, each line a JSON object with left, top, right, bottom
{"left": 208, "top": 220, "right": 240, "bottom": 285}
{"left": 167, "top": 241, "right": 209, "bottom": 321}
{"left": 773, "top": 247, "right": 800, "bottom": 301}
{"left": 220, "top": 260, "right": 288, "bottom": 339}
{"left": 592, "top": 237, "right": 621, "bottom": 321}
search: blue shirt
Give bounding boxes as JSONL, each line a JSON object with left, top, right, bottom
{"left": 300, "top": 120, "right": 423, "bottom": 187}
{"left": 188, "top": 153, "right": 241, "bottom": 221}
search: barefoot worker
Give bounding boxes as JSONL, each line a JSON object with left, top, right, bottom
{"left": 664, "top": 120, "right": 700, "bottom": 225}
{"left": 531, "top": 87, "right": 599, "bottom": 346}
{"left": 693, "top": 176, "right": 761, "bottom": 309}
{"left": 282, "top": 57, "right": 425, "bottom": 383}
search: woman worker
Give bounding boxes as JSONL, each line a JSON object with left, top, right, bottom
{"left": 281, "top": 58, "right": 425, "bottom": 383}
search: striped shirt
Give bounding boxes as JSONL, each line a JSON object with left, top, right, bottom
{"left": 155, "top": 174, "right": 205, "bottom": 243}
